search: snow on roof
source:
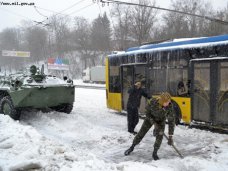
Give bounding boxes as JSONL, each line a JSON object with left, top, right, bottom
{"left": 140, "top": 34, "right": 228, "bottom": 50}
{"left": 111, "top": 51, "right": 126, "bottom": 54}
{"left": 109, "top": 34, "right": 228, "bottom": 58}
{"left": 138, "top": 37, "right": 204, "bottom": 50}
{"left": 191, "top": 57, "right": 228, "bottom": 62}
{"left": 21, "top": 75, "right": 71, "bottom": 87}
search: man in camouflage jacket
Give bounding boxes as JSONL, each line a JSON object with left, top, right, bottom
{"left": 124, "top": 92, "right": 175, "bottom": 160}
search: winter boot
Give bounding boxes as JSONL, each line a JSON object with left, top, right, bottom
{"left": 152, "top": 149, "right": 159, "bottom": 160}
{"left": 124, "top": 145, "right": 135, "bottom": 156}
{"left": 129, "top": 131, "right": 137, "bottom": 135}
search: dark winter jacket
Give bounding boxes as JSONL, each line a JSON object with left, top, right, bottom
{"left": 127, "top": 86, "right": 150, "bottom": 109}
{"left": 145, "top": 98, "right": 175, "bottom": 135}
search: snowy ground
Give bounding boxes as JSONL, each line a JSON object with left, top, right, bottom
{"left": 73, "top": 79, "right": 105, "bottom": 87}
{"left": 0, "top": 88, "right": 228, "bottom": 171}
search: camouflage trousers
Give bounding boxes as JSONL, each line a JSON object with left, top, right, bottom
{"left": 132, "top": 118, "right": 165, "bottom": 150}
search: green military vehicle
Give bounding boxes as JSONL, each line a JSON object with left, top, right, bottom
{"left": 0, "top": 65, "right": 75, "bottom": 120}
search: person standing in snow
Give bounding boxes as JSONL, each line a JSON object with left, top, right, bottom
{"left": 124, "top": 92, "right": 175, "bottom": 160}
{"left": 127, "top": 81, "right": 151, "bottom": 134}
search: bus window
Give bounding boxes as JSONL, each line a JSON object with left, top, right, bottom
{"left": 168, "top": 68, "right": 188, "bottom": 96}
{"left": 128, "top": 55, "right": 135, "bottom": 63}
{"left": 148, "top": 52, "right": 168, "bottom": 94}
{"left": 218, "top": 62, "right": 228, "bottom": 121}
{"left": 177, "top": 80, "right": 188, "bottom": 97}
{"left": 192, "top": 62, "right": 210, "bottom": 123}
{"left": 216, "top": 45, "right": 228, "bottom": 56}
{"left": 121, "top": 55, "right": 128, "bottom": 64}
{"left": 148, "top": 51, "right": 189, "bottom": 96}
{"left": 194, "top": 63, "right": 210, "bottom": 91}
{"left": 167, "top": 54, "right": 189, "bottom": 96}
{"left": 109, "top": 57, "right": 121, "bottom": 93}
{"left": 109, "top": 66, "right": 121, "bottom": 93}
{"left": 136, "top": 53, "right": 147, "bottom": 63}
{"left": 148, "top": 68, "right": 167, "bottom": 94}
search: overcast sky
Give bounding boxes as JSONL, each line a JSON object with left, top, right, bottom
{"left": 0, "top": 0, "right": 227, "bottom": 31}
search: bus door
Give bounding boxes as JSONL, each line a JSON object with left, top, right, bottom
{"left": 191, "top": 58, "right": 228, "bottom": 126}
{"left": 121, "top": 65, "right": 134, "bottom": 111}
{"left": 216, "top": 60, "right": 228, "bottom": 126}
{"left": 191, "top": 62, "right": 211, "bottom": 123}
{"left": 121, "top": 64, "right": 147, "bottom": 113}
{"left": 134, "top": 65, "right": 147, "bottom": 113}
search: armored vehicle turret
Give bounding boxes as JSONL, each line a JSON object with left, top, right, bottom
{"left": 0, "top": 65, "right": 75, "bottom": 120}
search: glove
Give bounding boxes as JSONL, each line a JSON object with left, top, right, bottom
{"left": 167, "top": 135, "right": 173, "bottom": 145}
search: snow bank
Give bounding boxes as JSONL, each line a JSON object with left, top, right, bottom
{"left": 0, "top": 88, "right": 228, "bottom": 171}
{"left": 74, "top": 79, "right": 105, "bottom": 87}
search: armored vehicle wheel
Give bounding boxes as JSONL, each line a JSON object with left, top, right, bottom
{"left": 0, "top": 96, "right": 21, "bottom": 120}
{"left": 52, "top": 103, "right": 73, "bottom": 114}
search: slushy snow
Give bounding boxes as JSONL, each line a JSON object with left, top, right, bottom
{"left": 0, "top": 87, "right": 228, "bottom": 171}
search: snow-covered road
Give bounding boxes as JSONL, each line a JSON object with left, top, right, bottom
{"left": 0, "top": 88, "right": 228, "bottom": 171}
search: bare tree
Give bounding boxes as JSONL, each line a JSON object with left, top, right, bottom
{"left": 155, "top": 0, "right": 218, "bottom": 39}
{"left": 0, "top": 28, "right": 23, "bottom": 70}
{"left": 72, "top": 17, "right": 92, "bottom": 69}
{"left": 129, "top": 0, "right": 158, "bottom": 45}
{"left": 90, "top": 13, "right": 112, "bottom": 66}
{"left": 206, "top": 3, "right": 228, "bottom": 36}
{"left": 111, "top": 4, "right": 132, "bottom": 50}
{"left": 24, "top": 26, "right": 48, "bottom": 62}
{"left": 91, "top": 13, "right": 111, "bottom": 52}
{"left": 65, "top": 51, "right": 81, "bottom": 79}
{"left": 0, "top": 28, "right": 20, "bottom": 50}
{"left": 48, "top": 15, "right": 71, "bottom": 57}
{"left": 111, "top": 0, "right": 158, "bottom": 49}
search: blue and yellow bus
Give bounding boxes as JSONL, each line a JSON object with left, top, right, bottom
{"left": 106, "top": 34, "right": 228, "bottom": 129}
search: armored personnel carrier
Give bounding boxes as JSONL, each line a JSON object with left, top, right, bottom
{"left": 0, "top": 65, "right": 75, "bottom": 120}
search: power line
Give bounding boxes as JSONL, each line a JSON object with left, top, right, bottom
{"left": 68, "top": 3, "right": 95, "bottom": 15}
{"left": 34, "top": 6, "right": 57, "bottom": 14}
{"left": 100, "top": 0, "right": 228, "bottom": 25}
{"left": 1, "top": 1, "right": 98, "bottom": 29}
{"left": 35, "top": 2, "right": 95, "bottom": 20}
{"left": 0, "top": 7, "right": 48, "bottom": 27}
{"left": 58, "top": 0, "right": 87, "bottom": 14}
{"left": 33, "top": 0, "right": 87, "bottom": 27}
{"left": 0, "top": 7, "right": 34, "bottom": 21}
{"left": 33, "top": 3, "right": 95, "bottom": 28}
{"left": 34, "top": 6, "right": 48, "bottom": 19}
{"left": 35, "top": 0, "right": 87, "bottom": 18}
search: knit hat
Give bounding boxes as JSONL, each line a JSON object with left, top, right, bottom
{"left": 158, "top": 92, "right": 171, "bottom": 106}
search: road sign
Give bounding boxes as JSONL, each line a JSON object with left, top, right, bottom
{"left": 2, "top": 50, "right": 30, "bottom": 58}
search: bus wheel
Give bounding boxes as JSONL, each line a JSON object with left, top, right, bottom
{"left": 171, "top": 100, "right": 182, "bottom": 125}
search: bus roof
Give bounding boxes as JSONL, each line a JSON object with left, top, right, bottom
{"left": 109, "top": 34, "right": 228, "bottom": 57}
